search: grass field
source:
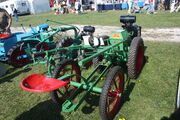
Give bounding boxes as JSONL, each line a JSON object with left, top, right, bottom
{"left": 0, "top": 10, "right": 180, "bottom": 120}
{"left": 12, "top": 10, "right": 180, "bottom": 28}
{"left": 0, "top": 41, "right": 180, "bottom": 120}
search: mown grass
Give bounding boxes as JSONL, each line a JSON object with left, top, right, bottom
{"left": 12, "top": 10, "right": 180, "bottom": 28}
{"left": 0, "top": 41, "right": 179, "bottom": 120}
{"left": 1, "top": 9, "right": 180, "bottom": 120}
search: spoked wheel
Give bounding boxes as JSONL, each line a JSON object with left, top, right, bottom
{"left": 8, "top": 41, "right": 48, "bottom": 68}
{"left": 127, "top": 37, "right": 144, "bottom": 79}
{"left": 56, "top": 37, "right": 73, "bottom": 48}
{"left": 99, "top": 66, "right": 124, "bottom": 120}
{"left": 56, "top": 37, "right": 73, "bottom": 56}
{"left": 8, "top": 44, "right": 31, "bottom": 68}
{"left": 50, "top": 59, "right": 81, "bottom": 105}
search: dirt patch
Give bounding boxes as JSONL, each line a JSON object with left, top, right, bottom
{"left": 11, "top": 25, "right": 180, "bottom": 42}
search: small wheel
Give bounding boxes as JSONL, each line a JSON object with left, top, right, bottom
{"left": 127, "top": 37, "right": 144, "bottom": 79}
{"left": 176, "top": 72, "right": 180, "bottom": 109}
{"left": 50, "top": 59, "right": 81, "bottom": 105}
{"left": 93, "top": 55, "right": 104, "bottom": 66}
{"left": 56, "top": 37, "right": 73, "bottom": 56}
{"left": 7, "top": 44, "right": 31, "bottom": 67}
{"left": 99, "top": 66, "right": 124, "bottom": 120}
{"left": 92, "top": 56, "right": 100, "bottom": 67}
{"left": 56, "top": 37, "right": 73, "bottom": 48}
{"left": 0, "top": 8, "right": 12, "bottom": 34}
{"left": 7, "top": 41, "right": 48, "bottom": 67}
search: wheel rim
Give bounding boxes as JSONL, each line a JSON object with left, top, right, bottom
{"left": 10, "top": 47, "right": 31, "bottom": 66}
{"left": 9, "top": 41, "right": 48, "bottom": 67}
{"left": 36, "top": 42, "right": 49, "bottom": 58}
{"left": 56, "top": 63, "right": 80, "bottom": 99}
{"left": 107, "top": 72, "right": 124, "bottom": 116}
{"left": 136, "top": 45, "right": 144, "bottom": 73}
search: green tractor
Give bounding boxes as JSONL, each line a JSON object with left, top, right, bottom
{"left": 20, "top": 15, "right": 146, "bottom": 120}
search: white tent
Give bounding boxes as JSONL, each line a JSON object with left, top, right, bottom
{"left": 27, "top": 0, "right": 51, "bottom": 14}
{"left": 0, "top": 0, "right": 30, "bottom": 15}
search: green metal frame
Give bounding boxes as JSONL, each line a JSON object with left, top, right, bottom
{"left": 23, "top": 20, "right": 80, "bottom": 43}
{"left": 23, "top": 20, "right": 140, "bottom": 112}
{"left": 20, "top": 20, "right": 82, "bottom": 67}
{"left": 52, "top": 41, "right": 130, "bottom": 112}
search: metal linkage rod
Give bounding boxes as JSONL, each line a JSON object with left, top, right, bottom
{"left": 78, "top": 41, "right": 124, "bottom": 66}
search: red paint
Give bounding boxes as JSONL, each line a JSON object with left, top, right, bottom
{"left": 21, "top": 74, "right": 68, "bottom": 92}
{"left": 0, "top": 34, "right": 12, "bottom": 39}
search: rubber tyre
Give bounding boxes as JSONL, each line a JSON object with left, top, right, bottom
{"left": 93, "top": 55, "right": 104, "bottom": 67}
{"left": 92, "top": 56, "right": 100, "bottom": 67}
{"left": 127, "top": 37, "right": 144, "bottom": 79}
{"left": 56, "top": 37, "right": 73, "bottom": 56}
{"left": 92, "top": 56, "right": 106, "bottom": 73}
{"left": 99, "top": 66, "right": 124, "bottom": 120}
{"left": 0, "top": 8, "right": 12, "bottom": 34}
{"left": 56, "top": 37, "right": 73, "bottom": 48}
{"left": 50, "top": 59, "right": 81, "bottom": 105}
{"left": 7, "top": 44, "right": 30, "bottom": 68}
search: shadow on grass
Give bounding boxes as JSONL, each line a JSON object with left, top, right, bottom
{"left": 81, "top": 80, "right": 135, "bottom": 117}
{"left": 122, "top": 82, "right": 136, "bottom": 103}
{"left": 108, "top": 81, "right": 136, "bottom": 120}
{"left": 0, "top": 68, "right": 31, "bottom": 84}
{"left": 81, "top": 93, "right": 99, "bottom": 114}
{"left": 81, "top": 75, "right": 100, "bottom": 114}
{"left": 16, "top": 100, "right": 64, "bottom": 120}
{"left": 161, "top": 108, "right": 180, "bottom": 120}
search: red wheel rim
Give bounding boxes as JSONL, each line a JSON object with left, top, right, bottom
{"left": 10, "top": 47, "right": 31, "bottom": 67}
{"left": 136, "top": 45, "right": 144, "bottom": 73}
{"left": 36, "top": 42, "right": 49, "bottom": 58}
{"left": 57, "top": 64, "right": 80, "bottom": 98}
{"left": 107, "top": 72, "right": 124, "bottom": 117}
{"left": 10, "top": 42, "right": 49, "bottom": 67}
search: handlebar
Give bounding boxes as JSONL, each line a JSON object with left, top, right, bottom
{"left": 46, "top": 19, "right": 80, "bottom": 33}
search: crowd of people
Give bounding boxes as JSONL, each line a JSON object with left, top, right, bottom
{"left": 54, "top": 0, "right": 82, "bottom": 15}
{"left": 52, "top": 0, "right": 180, "bottom": 15}
{"left": 170, "top": 0, "right": 180, "bottom": 12}
{"left": 128, "top": 0, "right": 156, "bottom": 14}
{"left": 128, "top": 0, "right": 180, "bottom": 14}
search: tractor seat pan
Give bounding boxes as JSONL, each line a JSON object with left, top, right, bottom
{"left": 21, "top": 74, "right": 68, "bottom": 92}
{"left": 0, "top": 34, "right": 12, "bottom": 39}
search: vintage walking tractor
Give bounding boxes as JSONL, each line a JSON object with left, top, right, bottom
{"left": 0, "top": 20, "right": 85, "bottom": 67}
{"left": 0, "top": 23, "right": 49, "bottom": 66}
{"left": 21, "top": 15, "right": 146, "bottom": 120}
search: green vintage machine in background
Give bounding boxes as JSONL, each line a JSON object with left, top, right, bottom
{"left": 21, "top": 15, "right": 146, "bottom": 120}
{"left": 7, "top": 20, "right": 83, "bottom": 67}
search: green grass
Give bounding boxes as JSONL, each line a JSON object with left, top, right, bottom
{"left": 0, "top": 41, "right": 179, "bottom": 120}
{"left": 12, "top": 10, "right": 180, "bottom": 28}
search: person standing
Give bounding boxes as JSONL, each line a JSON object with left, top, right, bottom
{"left": 128, "top": 0, "right": 134, "bottom": 14}
{"left": 170, "top": 0, "right": 176, "bottom": 12}
{"left": 144, "top": 0, "right": 156, "bottom": 14}
{"left": 75, "top": 0, "right": 81, "bottom": 14}
{"left": 164, "top": 0, "right": 170, "bottom": 10}
{"left": 13, "top": 8, "right": 18, "bottom": 22}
